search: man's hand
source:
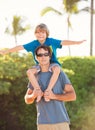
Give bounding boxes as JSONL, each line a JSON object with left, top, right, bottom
{"left": 44, "top": 89, "right": 55, "bottom": 101}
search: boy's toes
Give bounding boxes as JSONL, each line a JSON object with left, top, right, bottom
{"left": 44, "top": 97, "right": 50, "bottom": 102}
{"left": 36, "top": 89, "right": 43, "bottom": 102}
{"left": 36, "top": 95, "right": 42, "bottom": 102}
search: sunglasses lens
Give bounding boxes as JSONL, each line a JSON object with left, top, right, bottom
{"left": 37, "top": 53, "right": 49, "bottom": 57}
{"left": 44, "top": 53, "right": 49, "bottom": 56}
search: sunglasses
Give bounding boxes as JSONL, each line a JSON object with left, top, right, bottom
{"left": 37, "top": 53, "right": 49, "bottom": 57}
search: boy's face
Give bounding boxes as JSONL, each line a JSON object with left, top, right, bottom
{"left": 35, "top": 29, "right": 47, "bottom": 44}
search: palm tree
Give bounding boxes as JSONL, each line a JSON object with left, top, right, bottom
{"left": 83, "top": 0, "right": 95, "bottom": 56}
{"left": 5, "top": 15, "right": 31, "bottom": 46}
{"left": 90, "top": 0, "right": 94, "bottom": 56}
{"left": 41, "top": 0, "right": 90, "bottom": 56}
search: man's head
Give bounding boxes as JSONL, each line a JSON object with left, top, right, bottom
{"left": 35, "top": 45, "right": 52, "bottom": 66}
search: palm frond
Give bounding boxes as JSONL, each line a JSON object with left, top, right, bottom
{"left": 41, "top": 7, "right": 62, "bottom": 16}
{"left": 79, "top": 7, "right": 95, "bottom": 14}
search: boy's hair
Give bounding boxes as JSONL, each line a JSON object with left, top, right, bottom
{"left": 35, "top": 45, "right": 52, "bottom": 58}
{"left": 34, "top": 23, "right": 49, "bottom": 37}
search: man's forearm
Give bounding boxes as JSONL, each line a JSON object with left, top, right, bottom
{"left": 51, "top": 92, "right": 76, "bottom": 102}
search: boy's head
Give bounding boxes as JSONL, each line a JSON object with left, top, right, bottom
{"left": 35, "top": 23, "right": 49, "bottom": 38}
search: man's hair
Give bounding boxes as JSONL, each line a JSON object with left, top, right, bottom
{"left": 35, "top": 45, "right": 52, "bottom": 57}
{"left": 34, "top": 23, "right": 49, "bottom": 37}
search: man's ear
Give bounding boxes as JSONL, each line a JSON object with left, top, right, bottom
{"left": 49, "top": 56, "right": 51, "bottom": 60}
{"left": 35, "top": 55, "right": 38, "bottom": 62}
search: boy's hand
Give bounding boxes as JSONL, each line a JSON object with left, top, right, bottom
{"left": 78, "top": 40, "right": 86, "bottom": 44}
{"left": 0, "top": 50, "right": 6, "bottom": 55}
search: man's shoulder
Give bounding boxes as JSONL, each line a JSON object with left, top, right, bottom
{"left": 59, "top": 70, "right": 71, "bottom": 84}
{"left": 59, "top": 70, "right": 67, "bottom": 79}
{"left": 60, "top": 70, "right": 66, "bottom": 75}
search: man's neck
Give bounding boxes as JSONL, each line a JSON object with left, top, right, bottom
{"left": 40, "top": 63, "right": 50, "bottom": 72}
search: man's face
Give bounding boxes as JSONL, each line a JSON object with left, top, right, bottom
{"left": 36, "top": 48, "right": 50, "bottom": 66}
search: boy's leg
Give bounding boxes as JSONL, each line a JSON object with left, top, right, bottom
{"left": 44, "top": 64, "right": 61, "bottom": 102}
{"left": 27, "top": 66, "right": 43, "bottom": 102}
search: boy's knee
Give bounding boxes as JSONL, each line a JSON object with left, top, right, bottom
{"left": 26, "top": 68, "right": 37, "bottom": 76}
{"left": 52, "top": 65, "right": 60, "bottom": 74}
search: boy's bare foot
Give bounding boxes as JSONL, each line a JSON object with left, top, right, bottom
{"left": 44, "top": 97, "right": 50, "bottom": 102}
{"left": 44, "top": 89, "right": 50, "bottom": 102}
{"left": 36, "top": 88, "right": 43, "bottom": 102}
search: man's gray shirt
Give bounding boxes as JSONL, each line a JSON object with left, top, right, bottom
{"left": 28, "top": 71, "right": 71, "bottom": 124}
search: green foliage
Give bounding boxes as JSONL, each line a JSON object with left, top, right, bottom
{"left": 0, "top": 53, "right": 36, "bottom": 130}
{"left": 0, "top": 55, "right": 95, "bottom": 130}
{"left": 0, "top": 53, "right": 34, "bottom": 95}
{"left": 59, "top": 56, "right": 95, "bottom": 130}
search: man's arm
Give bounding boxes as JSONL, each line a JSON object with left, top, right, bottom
{"left": 61, "top": 40, "right": 86, "bottom": 46}
{"left": 0, "top": 45, "right": 24, "bottom": 55}
{"left": 24, "top": 88, "right": 41, "bottom": 104}
{"left": 44, "top": 84, "right": 76, "bottom": 102}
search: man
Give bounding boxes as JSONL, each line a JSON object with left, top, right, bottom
{"left": 24, "top": 45, "right": 76, "bottom": 130}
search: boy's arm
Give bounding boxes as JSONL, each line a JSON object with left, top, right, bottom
{"left": 0, "top": 45, "right": 24, "bottom": 55}
{"left": 61, "top": 40, "right": 86, "bottom": 46}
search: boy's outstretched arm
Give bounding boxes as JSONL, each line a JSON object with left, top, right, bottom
{"left": 61, "top": 40, "right": 86, "bottom": 46}
{"left": 0, "top": 45, "right": 24, "bottom": 55}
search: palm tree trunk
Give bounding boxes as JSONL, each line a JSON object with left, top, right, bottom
{"left": 67, "top": 16, "right": 71, "bottom": 56}
{"left": 90, "top": 0, "right": 94, "bottom": 56}
{"left": 14, "top": 35, "right": 18, "bottom": 46}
